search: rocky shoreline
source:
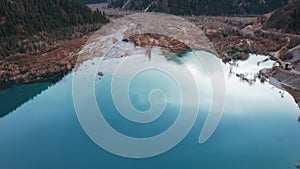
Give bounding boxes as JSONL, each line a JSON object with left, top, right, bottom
{"left": 1, "top": 13, "right": 300, "bottom": 110}
{"left": 119, "top": 15, "right": 300, "bottom": 108}
{"left": 188, "top": 15, "right": 300, "bottom": 108}
{"left": 259, "top": 45, "right": 300, "bottom": 108}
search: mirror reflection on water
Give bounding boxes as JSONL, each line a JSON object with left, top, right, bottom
{"left": 0, "top": 51, "right": 299, "bottom": 169}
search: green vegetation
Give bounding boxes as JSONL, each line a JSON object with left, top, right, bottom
{"left": 0, "top": 0, "right": 109, "bottom": 57}
{"left": 108, "top": 0, "right": 288, "bottom": 16}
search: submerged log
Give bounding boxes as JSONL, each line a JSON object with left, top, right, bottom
{"left": 98, "top": 71, "right": 104, "bottom": 77}
{"left": 296, "top": 160, "right": 300, "bottom": 168}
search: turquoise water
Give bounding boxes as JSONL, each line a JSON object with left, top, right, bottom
{"left": 0, "top": 82, "right": 52, "bottom": 117}
{"left": 0, "top": 52, "right": 299, "bottom": 169}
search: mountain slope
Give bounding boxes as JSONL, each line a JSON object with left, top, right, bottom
{"left": 0, "top": 0, "right": 109, "bottom": 57}
{"left": 107, "top": 0, "right": 288, "bottom": 15}
{"left": 263, "top": 1, "right": 300, "bottom": 34}
{"left": 81, "top": 0, "right": 107, "bottom": 4}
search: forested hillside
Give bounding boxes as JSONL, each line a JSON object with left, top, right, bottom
{"left": 108, "top": 0, "right": 288, "bottom": 15}
{"left": 81, "top": 0, "right": 107, "bottom": 4}
{"left": 0, "top": 0, "right": 109, "bottom": 57}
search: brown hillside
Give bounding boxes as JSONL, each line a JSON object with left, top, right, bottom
{"left": 263, "top": 2, "right": 300, "bottom": 34}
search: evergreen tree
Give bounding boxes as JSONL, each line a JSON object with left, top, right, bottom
{"left": 0, "top": 0, "right": 109, "bottom": 57}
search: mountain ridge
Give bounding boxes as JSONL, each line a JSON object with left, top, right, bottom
{"left": 262, "top": 1, "right": 300, "bottom": 34}
{"left": 107, "top": 0, "right": 288, "bottom": 16}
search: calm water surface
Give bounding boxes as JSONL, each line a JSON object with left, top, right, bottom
{"left": 0, "top": 51, "right": 299, "bottom": 169}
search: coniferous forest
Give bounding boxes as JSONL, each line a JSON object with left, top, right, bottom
{"left": 81, "top": 0, "right": 107, "bottom": 4}
{"left": 0, "top": 0, "right": 296, "bottom": 58}
{"left": 0, "top": 0, "right": 109, "bottom": 57}
{"left": 107, "top": 0, "right": 288, "bottom": 16}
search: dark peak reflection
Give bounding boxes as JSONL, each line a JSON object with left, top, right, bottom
{"left": 0, "top": 82, "right": 52, "bottom": 118}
